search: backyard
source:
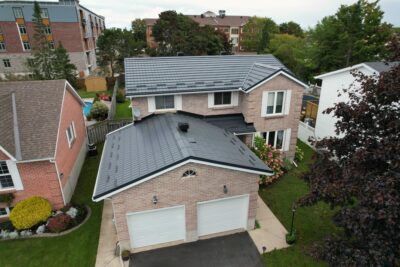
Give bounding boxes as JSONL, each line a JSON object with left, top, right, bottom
{"left": 260, "top": 141, "right": 339, "bottom": 267}
{"left": 0, "top": 145, "right": 104, "bottom": 267}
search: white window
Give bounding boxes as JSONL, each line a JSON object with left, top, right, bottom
{"left": 44, "top": 26, "right": 52, "bottom": 35}
{"left": 23, "top": 41, "right": 31, "bottom": 50}
{"left": 0, "top": 207, "right": 10, "bottom": 217}
{"left": 0, "top": 161, "right": 15, "bottom": 189}
{"left": 231, "top": 28, "right": 239, "bottom": 35}
{"left": 263, "top": 130, "right": 285, "bottom": 149}
{"left": 13, "top": 7, "right": 23, "bottom": 19}
{"left": 182, "top": 169, "right": 197, "bottom": 178}
{"left": 48, "top": 41, "right": 55, "bottom": 49}
{"left": 261, "top": 90, "right": 292, "bottom": 117}
{"left": 0, "top": 42, "right": 5, "bottom": 51}
{"left": 66, "top": 122, "right": 76, "bottom": 147}
{"left": 214, "top": 92, "right": 231, "bottom": 106}
{"left": 41, "top": 8, "right": 49, "bottom": 18}
{"left": 18, "top": 25, "right": 26, "bottom": 34}
{"left": 3, "top": 59, "right": 11, "bottom": 68}
{"left": 155, "top": 95, "right": 175, "bottom": 110}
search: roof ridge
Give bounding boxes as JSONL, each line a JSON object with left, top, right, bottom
{"left": 166, "top": 114, "right": 192, "bottom": 158}
{"left": 11, "top": 93, "right": 22, "bottom": 160}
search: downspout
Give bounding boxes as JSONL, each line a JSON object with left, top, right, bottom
{"left": 51, "top": 159, "right": 66, "bottom": 206}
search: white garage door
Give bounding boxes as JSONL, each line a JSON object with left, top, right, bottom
{"left": 197, "top": 195, "right": 249, "bottom": 237}
{"left": 127, "top": 206, "right": 185, "bottom": 248}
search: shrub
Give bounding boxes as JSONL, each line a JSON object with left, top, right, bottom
{"left": 47, "top": 214, "right": 71, "bottom": 233}
{"left": 116, "top": 89, "right": 126, "bottom": 103}
{"left": 0, "top": 220, "right": 15, "bottom": 231}
{"left": 283, "top": 158, "right": 294, "bottom": 172}
{"left": 286, "top": 230, "right": 296, "bottom": 244}
{"left": 295, "top": 145, "right": 304, "bottom": 162}
{"left": 252, "top": 136, "right": 284, "bottom": 185}
{"left": 0, "top": 193, "right": 14, "bottom": 206}
{"left": 90, "top": 101, "right": 109, "bottom": 121}
{"left": 9, "top": 196, "right": 52, "bottom": 230}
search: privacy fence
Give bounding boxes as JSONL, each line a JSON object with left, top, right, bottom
{"left": 87, "top": 119, "right": 131, "bottom": 144}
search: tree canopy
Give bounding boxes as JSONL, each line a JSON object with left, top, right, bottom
{"left": 131, "top": 18, "right": 147, "bottom": 43}
{"left": 241, "top": 17, "right": 278, "bottom": 52}
{"left": 279, "top": 21, "right": 304, "bottom": 37}
{"left": 300, "top": 64, "right": 400, "bottom": 265}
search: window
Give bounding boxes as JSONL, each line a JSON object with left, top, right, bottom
{"left": 214, "top": 92, "right": 232, "bottom": 105}
{"left": 66, "top": 122, "right": 76, "bottom": 147}
{"left": 155, "top": 95, "right": 175, "bottom": 110}
{"left": 44, "top": 26, "right": 52, "bottom": 35}
{"left": 262, "top": 130, "right": 285, "bottom": 149}
{"left": 266, "top": 91, "right": 285, "bottom": 115}
{"left": 231, "top": 28, "right": 239, "bottom": 34}
{"left": 0, "top": 208, "right": 7, "bottom": 216}
{"left": 3, "top": 59, "right": 11, "bottom": 68}
{"left": 41, "top": 8, "right": 49, "bottom": 18}
{"left": 182, "top": 170, "right": 197, "bottom": 178}
{"left": 18, "top": 24, "right": 26, "bottom": 34}
{"left": 13, "top": 7, "right": 24, "bottom": 19}
{"left": 0, "top": 42, "right": 5, "bottom": 51}
{"left": 23, "top": 41, "right": 31, "bottom": 50}
{"left": 0, "top": 161, "right": 14, "bottom": 189}
{"left": 48, "top": 41, "right": 55, "bottom": 49}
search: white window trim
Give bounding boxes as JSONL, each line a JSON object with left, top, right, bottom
{"left": 0, "top": 160, "right": 23, "bottom": 191}
{"left": 208, "top": 92, "right": 239, "bottom": 108}
{"left": 0, "top": 207, "right": 11, "bottom": 218}
{"left": 263, "top": 130, "right": 285, "bottom": 151}
{"left": 66, "top": 122, "right": 76, "bottom": 148}
{"left": 148, "top": 95, "right": 182, "bottom": 112}
{"left": 262, "top": 91, "right": 286, "bottom": 117}
{"left": 260, "top": 128, "right": 291, "bottom": 152}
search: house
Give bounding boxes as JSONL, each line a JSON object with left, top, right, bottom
{"left": 298, "top": 61, "right": 399, "bottom": 146}
{"left": 0, "top": 80, "right": 87, "bottom": 220}
{"left": 125, "top": 55, "right": 307, "bottom": 159}
{"left": 92, "top": 113, "right": 273, "bottom": 251}
{"left": 144, "top": 10, "right": 250, "bottom": 52}
{"left": 0, "top": 0, "right": 105, "bottom": 78}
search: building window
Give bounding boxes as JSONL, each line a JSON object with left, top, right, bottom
{"left": 214, "top": 92, "right": 232, "bottom": 105}
{"left": 262, "top": 130, "right": 285, "bottom": 149}
{"left": 48, "top": 41, "right": 55, "bottom": 49}
{"left": 265, "top": 91, "right": 285, "bottom": 115}
{"left": 231, "top": 28, "right": 239, "bottom": 34}
{"left": 0, "top": 208, "right": 8, "bottom": 216}
{"left": 224, "top": 28, "right": 229, "bottom": 33}
{"left": 23, "top": 41, "right": 31, "bottom": 50}
{"left": 18, "top": 24, "right": 26, "bottom": 34}
{"left": 182, "top": 170, "right": 197, "bottom": 178}
{"left": 155, "top": 95, "right": 175, "bottom": 110}
{"left": 0, "top": 42, "right": 5, "bottom": 51}
{"left": 3, "top": 59, "right": 11, "bottom": 68}
{"left": 13, "top": 7, "right": 24, "bottom": 19}
{"left": 66, "top": 122, "right": 76, "bottom": 147}
{"left": 41, "top": 8, "right": 49, "bottom": 18}
{"left": 44, "top": 26, "right": 52, "bottom": 35}
{"left": 0, "top": 161, "right": 14, "bottom": 189}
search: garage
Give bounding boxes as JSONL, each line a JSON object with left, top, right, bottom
{"left": 197, "top": 195, "right": 250, "bottom": 237}
{"left": 126, "top": 206, "right": 186, "bottom": 248}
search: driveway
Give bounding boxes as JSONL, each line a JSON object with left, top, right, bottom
{"left": 130, "top": 232, "right": 264, "bottom": 267}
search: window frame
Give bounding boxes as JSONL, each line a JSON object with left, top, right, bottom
{"left": 41, "top": 8, "right": 49, "bottom": 18}
{"left": 155, "top": 95, "right": 175, "bottom": 110}
{"left": 44, "top": 26, "right": 52, "bottom": 35}
{"left": 12, "top": 7, "right": 24, "bottom": 19}
{"left": 231, "top": 28, "right": 239, "bottom": 35}
{"left": 262, "top": 130, "right": 285, "bottom": 150}
{"left": 0, "top": 207, "right": 10, "bottom": 217}
{"left": 213, "top": 92, "right": 232, "bottom": 106}
{"left": 66, "top": 122, "right": 76, "bottom": 148}
{"left": 48, "top": 41, "right": 55, "bottom": 50}
{"left": 3, "top": 59, "right": 11, "bottom": 68}
{"left": 23, "top": 41, "right": 31, "bottom": 50}
{"left": 0, "top": 161, "right": 15, "bottom": 189}
{"left": 264, "top": 90, "right": 285, "bottom": 116}
{"left": 0, "top": 42, "right": 5, "bottom": 51}
{"left": 182, "top": 169, "right": 197, "bottom": 178}
{"left": 18, "top": 24, "right": 27, "bottom": 35}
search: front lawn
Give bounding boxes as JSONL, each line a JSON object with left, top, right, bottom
{"left": 115, "top": 99, "right": 132, "bottom": 119}
{"left": 260, "top": 140, "right": 339, "bottom": 267}
{"left": 0, "top": 145, "right": 104, "bottom": 267}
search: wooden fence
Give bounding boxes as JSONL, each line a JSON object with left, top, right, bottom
{"left": 87, "top": 119, "right": 132, "bottom": 144}
{"left": 305, "top": 101, "right": 319, "bottom": 121}
{"left": 107, "top": 75, "right": 120, "bottom": 120}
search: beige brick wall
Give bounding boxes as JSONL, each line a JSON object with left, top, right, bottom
{"left": 111, "top": 163, "right": 259, "bottom": 250}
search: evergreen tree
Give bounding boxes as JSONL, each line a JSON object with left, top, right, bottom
{"left": 52, "top": 42, "right": 77, "bottom": 85}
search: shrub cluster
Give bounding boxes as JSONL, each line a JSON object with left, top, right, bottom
{"left": 90, "top": 101, "right": 109, "bottom": 121}
{"left": 295, "top": 145, "right": 304, "bottom": 162}
{"left": 9, "top": 196, "right": 52, "bottom": 230}
{"left": 116, "top": 89, "right": 126, "bottom": 103}
{"left": 47, "top": 214, "right": 71, "bottom": 233}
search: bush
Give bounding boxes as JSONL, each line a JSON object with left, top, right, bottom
{"left": 90, "top": 101, "right": 109, "bottom": 121}
{"left": 295, "top": 145, "right": 304, "bottom": 162}
{"left": 0, "top": 220, "right": 15, "bottom": 231}
{"left": 47, "top": 214, "right": 71, "bottom": 233}
{"left": 9, "top": 196, "right": 52, "bottom": 230}
{"left": 283, "top": 158, "right": 294, "bottom": 172}
{"left": 0, "top": 193, "right": 14, "bottom": 205}
{"left": 286, "top": 230, "right": 296, "bottom": 244}
{"left": 252, "top": 136, "right": 284, "bottom": 185}
{"left": 116, "top": 89, "right": 126, "bottom": 103}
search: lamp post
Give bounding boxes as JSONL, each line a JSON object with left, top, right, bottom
{"left": 290, "top": 202, "right": 297, "bottom": 236}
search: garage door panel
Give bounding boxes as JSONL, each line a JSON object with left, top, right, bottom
{"left": 197, "top": 195, "right": 249, "bottom": 236}
{"left": 127, "top": 206, "right": 185, "bottom": 248}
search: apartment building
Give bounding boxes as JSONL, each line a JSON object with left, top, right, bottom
{"left": 144, "top": 10, "right": 250, "bottom": 52}
{"left": 0, "top": 0, "right": 105, "bottom": 78}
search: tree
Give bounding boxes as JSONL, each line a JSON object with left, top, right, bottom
{"left": 131, "top": 19, "right": 147, "bottom": 43}
{"left": 279, "top": 21, "right": 304, "bottom": 37}
{"left": 309, "top": 0, "right": 392, "bottom": 74}
{"left": 241, "top": 17, "right": 278, "bottom": 52}
{"left": 52, "top": 42, "right": 77, "bottom": 85}
{"left": 299, "top": 64, "right": 400, "bottom": 266}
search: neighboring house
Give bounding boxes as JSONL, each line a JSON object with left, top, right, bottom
{"left": 298, "top": 61, "right": 399, "bottom": 146}
{"left": 144, "top": 10, "right": 250, "bottom": 52}
{"left": 92, "top": 113, "right": 273, "bottom": 251}
{"left": 125, "top": 55, "right": 307, "bottom": 159}
{"left": 0, "top": 80, "right": 87, "bottom": 220}
{"left": 0, "top": 0, "right": 105, "bottom": 78}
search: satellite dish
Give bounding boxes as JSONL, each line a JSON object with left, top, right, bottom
{"left": 133, "top": 108, "right": 141, "bottom": 118}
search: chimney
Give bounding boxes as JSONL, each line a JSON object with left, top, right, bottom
{"left": 219, "top": 10, "right": 226, "bottom": 18}
{"left": 178, "top": 122, "right": 189, "bottom": 132}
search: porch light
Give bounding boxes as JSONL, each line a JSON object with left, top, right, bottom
{"left": 223, "top": 185, "right": 228, "bottom": 194}
{"left": 152, "top": 196, "right": 158, "bottom": 205}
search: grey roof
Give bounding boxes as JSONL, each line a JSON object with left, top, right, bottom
{"left": 124, "top": 55, "right": 293, "bottom": 96}
{"left": 0, "top": 80, "right": 79, "bottom": 161}
{"left": 93, "top": 113, "right": 271, "bottom": 200}
{"left": 364, "top": 61, "right": 399, "bottom": 73}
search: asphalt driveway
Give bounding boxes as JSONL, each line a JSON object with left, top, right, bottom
{"left": 130, "top": 232, "right": 263, "bottom": 267}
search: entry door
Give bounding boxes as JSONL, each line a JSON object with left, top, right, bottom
{"left": 127, "top": 206, "right": 185, "bottom": 248}
{"left": 197, "top": 195, "right": 249, "bottom": 237}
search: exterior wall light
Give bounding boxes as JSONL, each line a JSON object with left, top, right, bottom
{"left": 223, "top": 185, "right": 228, "bottom": 194}
{"left": 152, "top": 195, "right": 158, "bottom": 205}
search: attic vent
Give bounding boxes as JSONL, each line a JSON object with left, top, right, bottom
{"left": 178, "top": 122, "right": 189, "bottom": 132}
{"left": 249, "top": 155, "right": 256, "bottom": 161}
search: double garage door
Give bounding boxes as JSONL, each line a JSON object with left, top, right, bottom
{"left": 127, "top": 195, "right": 249, "bottom": 249}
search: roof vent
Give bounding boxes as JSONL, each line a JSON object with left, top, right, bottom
{"left": 178, "top": 122, "right": 189, "bottom": 132}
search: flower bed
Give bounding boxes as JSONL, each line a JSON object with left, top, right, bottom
{"left": 0, "top": 204, "right": 90, "bottom": 240}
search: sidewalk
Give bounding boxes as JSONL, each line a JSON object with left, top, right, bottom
{"left": 249, "top": 196, "right": 290, "bottom": 253}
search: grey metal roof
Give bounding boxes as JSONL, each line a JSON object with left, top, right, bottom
{"left": 364, "top": 61, "right": 399, "bottom": 73}
{"left": 93, "top": 113, "right": 271, "bottom": 200}
{"left": 124, "top": 55, "right": 291, "bottom": 96}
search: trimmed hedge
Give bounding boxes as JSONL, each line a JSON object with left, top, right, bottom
{"left": 9, "top": 196, "right": 52, "bottom": 230}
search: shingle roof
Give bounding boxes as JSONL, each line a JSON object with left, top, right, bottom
{"left": 125, "top": 55, "right": 292, "bottom": 96}
{"left": 0, "top": 80, "right": 80, "bottom": 161}
{"left": 364, "top": 61, "right": 399, "bottom": 73}
{"left": 93, "top": 113, "right": 272, "bottom": 200}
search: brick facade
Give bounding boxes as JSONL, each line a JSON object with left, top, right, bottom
{"left": 112, "top": 163, "right": 259, "bottom": 250}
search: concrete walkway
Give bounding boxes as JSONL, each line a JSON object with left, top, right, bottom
{"left": 249, "top": 196, "right": 290, "bottom": 253}
{"left": 95, "top": 199, "right": 121, "bottom": 267}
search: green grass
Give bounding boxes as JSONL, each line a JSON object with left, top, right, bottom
{"left": 115, "top": 99, "right": 132, "bottom": 119}
{"left": 76, "top": 90, "right": 111, "bottom": 99}
{"left": 260, "top": 140, "right": 339, "bottom": 267}
{"left": 0, "top": 145, "right": 104, "bottom": 267}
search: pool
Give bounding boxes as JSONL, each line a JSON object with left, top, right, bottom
{"left": 83, "top": 101, "right": 93, "bottom": 117}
